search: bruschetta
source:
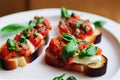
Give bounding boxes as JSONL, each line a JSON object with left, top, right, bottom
{"left": 0, "top": 16, "right": 52, "bottom": 70}
{"left": 45, "top": 34, "right": 107, "bottom": 77}
{"left": 58, "top": 8, "right": 104, "bottom": 44}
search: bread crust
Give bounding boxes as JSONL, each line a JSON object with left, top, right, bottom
{"left": 85, "top": 28, "right": 102, "bottom": 44}
{"left": 45, "top": 48, "right": 107, "bottom": 76}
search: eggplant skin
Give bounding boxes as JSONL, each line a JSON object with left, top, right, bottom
{"left": 44, "top": 34, "right": 49, "bottom": 45}
{"left": 25, "top": 43, "right": 45, "bottom": 63}
{"left": 94, "top": 34, "right": 102, "bottom": 44}
{"left": 84, "top": 55, "right": 107, "bottom": 77}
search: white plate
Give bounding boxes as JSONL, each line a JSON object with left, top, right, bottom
{"left": 0, "top": 8, "right": 120, "bottom": 80}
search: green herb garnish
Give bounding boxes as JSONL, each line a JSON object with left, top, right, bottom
{"left": 75, "top": 20, "right": 84, "bottom": 29}
{"left": 62, "top": 34, "right": 76, "bottom": 42}
{"left": 53, "top": 73, "right": 77, "bottom": 80}
{"left": 34, "top": 32, "right": 39, "bottom": 37}
{"left": 78, "top": 45, "right": 98, "bottom": 58}
{"left": 0, "top": 24, "right": 25, "bottom": 37}
{"left": 61, "top": 7, "right": 69, "bottom": 19}
{"left": 60, "top": 21, "right": 63, "bottom": 25}
{"left": 7, "top": 39, "right": 17, "bottom": 51}
{"left": 29, "top": 20, "right": 36, "bottom": 28}
{"left": 62, "top": 40, "right": 78, "bottom": 60}
{"left": 62, "top": 34, "right": 81, "bottom": 60}
{"left": 93, "top": 20, "right": 106, "bottom": 28}
{"left": 36, "top": 17, "right": 45, "bottom": 25}
{"left": 84, "top": 26, "right": 88, "bottom": 32}
{"left": 71, "top": 12, "right": 75, "bottom": 17}
{"left": 77, "top": 39, "right": 87, "bottom": 43}
{"left": 20, "top": 35, "right": 27, "bottom": 44}
{"left": 53, "top": 73, "right": 66, "bottom": 80}
{"left": 67, "top": 76, "right": 76, "bottom": 80}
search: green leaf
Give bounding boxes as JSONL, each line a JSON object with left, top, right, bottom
{"left": 78, "top": 45, "right": 98, "bottom": 58}
{"left": 20, "top": 35, "right": 27, "bottom": 44}
{"left": 93, "top": 20, "right": 106, "bottom": 28}
{"left": 53, "top": 73, "right": 66, "bottom": 80}
{"left": 71, "top": 12, "right": 75, "bottom": 17}
{"left": 75, "top": 20, "right": 84, "bottom": 29}
{"left": 84, "top": 26, "right": 88, "bottom": 32}
{"left": 34, "top": 32, "right": 39, "bottom": 37}
{"left": 61, "top": 7, "right": 69, "bottom": 19}
{"left": 77, "top": 39, "right": 87, "bottom": 43}
{"left": 0, "top": 24, "right": 25, "bottom": 37}
{"left": 62, "top": 34, "right": 76, "bottom": 41}
{"left": 36, "top": 17, "right": 45, "bottom": 25}
{"left": 67, "top": 76, "right": 76, "bottom": 80}
{"left": 62, "top": 40, "right": 78, "bottom": 60}
{"left": 29, "top": 20, "right": 36, "bottom": 28}
{"left": 7, "top": 39, "right": 17, "bottom": 51}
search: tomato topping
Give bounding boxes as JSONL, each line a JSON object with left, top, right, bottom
{"left": 58, "top": 24, "right": 69, "bottom": 34}
{"left": 76, "top": 34, "right": 85, "bottom": 40}
{"left": 43, "top": 19, "right": 52, "bottom": 30}
{"left": 0, "top": 43, "right": 18, "bottom": 60}
{"left": 29, "top": 34, "right": 42, "bottom": 47}
{"left": 58, "top": 14, "right": 94, "bottom": 40}
{"left": 36, "top": 24, "right": 49, "bottom": 38}
{"left": 96, "top": 48, "right": 102, "bottom": 55}
{"left": 20, "top": 44, "right": 32, "bottom": 56}
{"left": 49, "top": 36, "right": 66, "bottom": 58}
{"left": 71, "top": 14, "right": 81, "bottom": 21}
{"left": 14, "top": 34, "right": 21, "bottom": 41}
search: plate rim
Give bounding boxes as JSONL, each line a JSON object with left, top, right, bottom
{"left": 0, "top": 8, "right": 120, "bottom": 80}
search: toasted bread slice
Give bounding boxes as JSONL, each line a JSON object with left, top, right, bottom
{"left": 45, "top": 48, "right": 64, "bottom": 67}
{"left": 84, "top": 55, "right": 107, "bottom": 77}
{"left": 0, "top": 43, "right": 45, "bottom": 70}
{"left": 45, "top": 48, "right": 107, "bottom": 76}
{"left": 0, "top": 57, "right": 18, "bottom": 70}
{"left": 85, "top": 28, "right": 102, "bottom": 44}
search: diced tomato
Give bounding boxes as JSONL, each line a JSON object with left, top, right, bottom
{"left": 72, "top": 14, "right": 81, "bottom": 21}
{"left": 0, "top": 43, "right": 18, "bottom": 60}
{"left": 49, "top": 38, "right": 62, "bottom": 56}
{"left": 29, "top": 35, "right": 42, "bottom": 47}
{"left": 76, "top": 34, "right": 85, "bottom": 40}
{"left": 86, "top": 31, "right": 93, "bottom": 36}
{"left": 36, "top": 25, "right": 48, "bottom": 38}
{"left": 58, "top": 24, "right": 72, "bottom": 34}
{"left": 96, "top": 48, "right": 102, "bottom": 55}
{"left": 14, "top": 34, "right": 21, "bottom": 41}
{"left": 43, "top": 19, "right": 52, "bottom": 30}
{"left": 82, "top": 21, "right": 93, "bottom": 36}
{"left": 20, "top": 44, "right": 32, "bottom": 56}
{"left": 58, "top": 24, "right": 67, "bottom": 34}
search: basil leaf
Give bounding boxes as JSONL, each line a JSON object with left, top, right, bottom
{"left": 67, "top": 76, "right": 76, "bottom": 80}
{"left": 75, "top": 20, "right": 84, "bottom": 29}
{"left": 62, "top": 40, "right": 78, "bottom": 60}
{"left": 71, "top": 12, "right": 75, "bottom": 17}
{"left": 0, "top": 24, "right": 25, "bottom": 37}
{"left": 20, "top": 35, "right": 27, "bottom": 44}
{"left": 36, "top": 17, "right": 45, "bottom": 25}
{"left": 77, "top": 39, "right": 87, "bottom": 43}
{"left": 84, "top": 26, "right": 88, "bottom": 32}
{"left": 93, "top": 20, "right": 106, "bottom": 28}
{"left": 7, "top": 39, "right": 17, "bottom": 51}
{"left": 61, "top": 7, "right": 69, "bottom": 19}
{"left": 62, "top": 34, "right": 76, "bottom": 41}
{"left": 53, "top": 73, "right": 66, "bottom": 80}
{"left": 78, "top": 45, "right": 98, "bottom": 58}
{"left": 29, "top": 20, "right": 36, "bottom": 28}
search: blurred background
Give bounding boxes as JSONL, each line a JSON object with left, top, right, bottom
{"left": 0, "top": 0, "right": 120, "bottom": 23}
